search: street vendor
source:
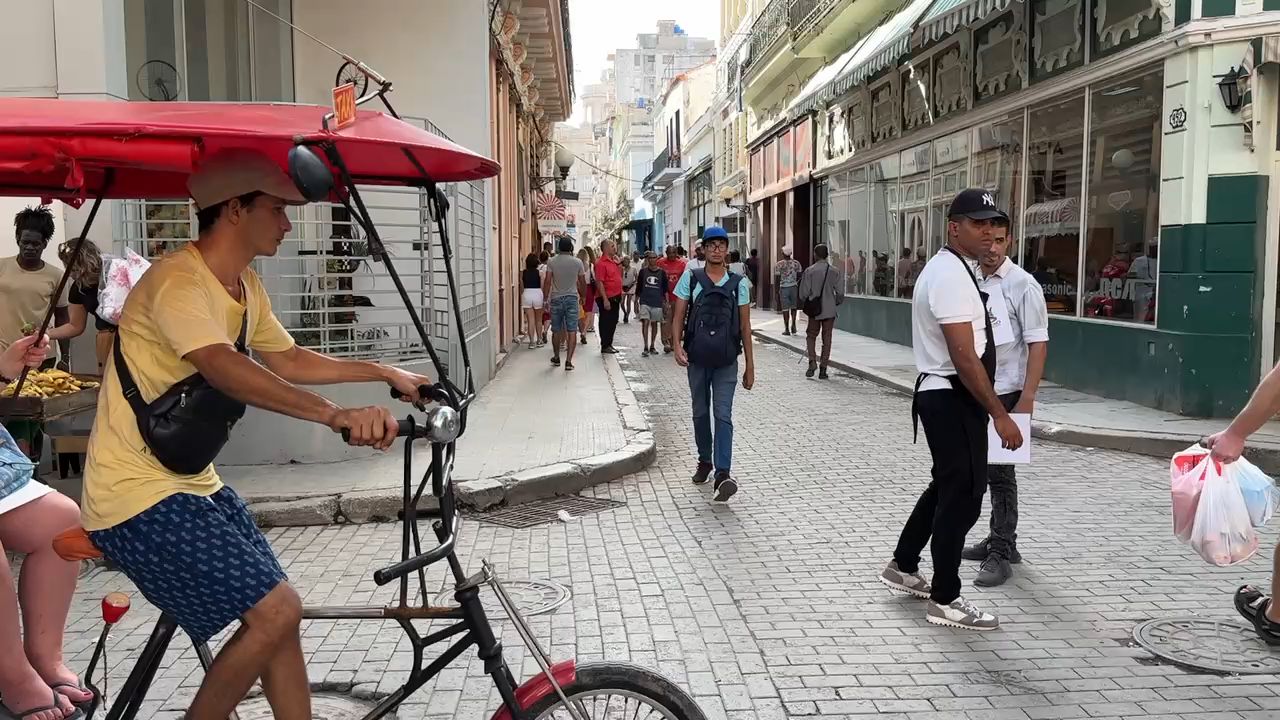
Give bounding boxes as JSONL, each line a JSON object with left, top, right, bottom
{"left": 1, "top": 206, "right": 70, "bottom": 459}
{"left": 80, "top": 148, "right": 434, "bottom": 720}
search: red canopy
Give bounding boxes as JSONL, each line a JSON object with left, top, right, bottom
{"left": 0, "top": 98, "right": 501, "bottom": 206}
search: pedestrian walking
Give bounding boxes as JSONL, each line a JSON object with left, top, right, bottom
{"left": 687, "top": 243, "right": 706, "bottom": 271}
{"left": 798, "top": 244, "right": 844, "bottom": 379}
{"left": 537, "top": 250, "right": 551, "bottom": 344}
{"left": 577, "top": 247, "right": 597, "bottom": 344}
{"left": 621, "top": 256, "right": 638, "bottom": 324}
{"left": 594, "top": 239, "right": 624, "bottom": 354}
{"left": 1206, "top": 358, "right": 1280, "bottom": 644}
{"left": 745, "top": 249, "right": 760, "bottom": 307}
{"left": 635, "top": 251, "right": 668, "bottom": 356}
{"left": 543, "top": 237, "right": 588, "bottom": 371}
{"left": 773, "top": 249, "right": 802, "bottom": 335}
{"left": 672, "top": 226, "right": 755, "bottom": 503}
{"left": 656, "top": 245, "right": 687, "bottom": 354}
{"left": 961, "top": 219, "right": 1048, "bottom": 587}
{"left": 878, "top": 188, "right": 1023, "bottom": 632}
{"left": 520, "top": 253, "right": 545, "bottom": 349}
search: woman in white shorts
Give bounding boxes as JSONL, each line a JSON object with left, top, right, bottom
{"left": 0, "top": 333, "right": 93, "bottom": 720}
{"left": 520, "top": 253, "right": 545, "bottom": 349}
{"left": 621, "top": 256, "right": 638, "bottom": 324}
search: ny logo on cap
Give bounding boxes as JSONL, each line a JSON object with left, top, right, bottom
{"left": 982, "top": 193, "right": 995, "bottom": 207}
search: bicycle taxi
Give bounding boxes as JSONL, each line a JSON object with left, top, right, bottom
{"left": 0, "top": 83, "right": 704, "bottom": 720}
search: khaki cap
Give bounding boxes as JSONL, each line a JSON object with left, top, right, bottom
{"left": 187, "top": 148, "right": 308, "bottom": 210}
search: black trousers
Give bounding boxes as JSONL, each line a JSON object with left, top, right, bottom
{"left": 983, "top": 392, "right": 1022, "bottom": 558}
{"left": 598, "top": 294, "right": 622, "bottom": 348}
{"left": 894, "top": 388, "right": 988, "bottom": 605}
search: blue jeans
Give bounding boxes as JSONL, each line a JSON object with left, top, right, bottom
{"left": 549, "top": 294, "right": 579, "bottom": 333}
{"left": 687, "top": 361, "right": 738, "bottom": 473}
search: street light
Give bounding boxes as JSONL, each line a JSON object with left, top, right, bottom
{"left": 533, "top": 145, "right": 577, "bottom": 192}
{"left": 1219, "top": 66, "right": 1244, "bottom": 114}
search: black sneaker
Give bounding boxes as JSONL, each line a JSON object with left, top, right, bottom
{"left": 550, "top": 355, "right": 561, "bottom": 366}
{"left": 818, "top": 367, "right": 829, "bottom": 380}
{"left": 806, "top": 363, "right": 816, "bottom": 378}
{"left": 714, "top": 475, "right": 738, "bottom": 502}
{"left": 974, "top": 556, "right": 1012, "bottom": 587}
{"left": 713, "top": 470, "right": 729, "bottom": 490}
{"left": 692, "top": 462, "right": 713, "bottom": 485}
{"left": 961, "top": 538, "right": 1023, "bottom": 564}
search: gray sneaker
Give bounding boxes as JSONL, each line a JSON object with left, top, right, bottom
{"left": 926, "top": 596, "right": 999, "bottom": 631}
{"left": 974, "top": 556, "right": 1012, "bottom": 587}
{"left": 879, "top": 561, "right": 931, "bottom": 599}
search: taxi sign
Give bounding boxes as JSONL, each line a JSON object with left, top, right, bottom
{"left": 332, "top": 83, "right": 357, "bottom": 130}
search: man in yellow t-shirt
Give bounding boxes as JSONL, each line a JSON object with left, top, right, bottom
{"left": 83, "top": 149, "right": 432, "bottom": 720}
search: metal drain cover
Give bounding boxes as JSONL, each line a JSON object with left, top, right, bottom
{"left": 1133, "top": 617, "right": 1280, "bottom": 674}
{"left": 433, "top": 578, "right": 570, "bottom": 617}
{"left": 472, "top": 494, "right": 626, "bottom": 528}
{"left": 238, "top": 692, "right": 392, "bottom": 718}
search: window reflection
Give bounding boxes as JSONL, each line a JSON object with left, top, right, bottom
{"left": 1024, "top": 94, "right": 1085, "bottom": 315}
{"left": 1083, "top": 69, "right": 1162, "bottom": 323}
{"left": 869, "top": 155, "right": 901, "bottom": 298}
{"left": 897, "top": 143, "right": 931, "bottom": 298}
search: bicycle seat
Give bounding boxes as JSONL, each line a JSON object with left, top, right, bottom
{"left": 53, "top": 526, "right": 103, "bottom": 561}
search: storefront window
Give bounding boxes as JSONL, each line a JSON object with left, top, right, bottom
{"left": 1082, "top": 68, "right": 1162, "bottom": 323}
{"left": 930, "top": 130, "right": 970, "bottom": 258}
{"left": 1024, "top": 94, "right": 1085, "bottom": 315}
{"left": 897, "top": 143, "right": 930, "bottom": 299}
{"left": 868, "top": 155, "right": 901, "bottom": 298}
{"left": 971, "top": 115, "right": 1025, "bottom": 250}
{"left": 848, "top": 167, "right": 871, "bottom": 295}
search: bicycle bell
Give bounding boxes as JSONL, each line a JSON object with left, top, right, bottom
{"left": 426, "top": 405, "right": 461, "bottom": 443}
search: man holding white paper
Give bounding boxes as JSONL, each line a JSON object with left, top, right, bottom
{"left": 878, "top": 189, "right": 1023, "bottom": 632}
{"left": 961, "top": 220, "right": 1049, "bottom": 588}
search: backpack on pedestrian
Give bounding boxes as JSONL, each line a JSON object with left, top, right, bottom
{"left": 683, "top": 268, "right": 743, "bottom": 368}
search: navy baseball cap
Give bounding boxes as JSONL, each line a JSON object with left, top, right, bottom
{"left": 948, "top": 188, "right": 1008, "bottom": 222}
{"left": 702, "top": 225, "right": 729, "bottom": 243}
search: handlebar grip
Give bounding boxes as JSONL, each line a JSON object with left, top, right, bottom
{"left": 340, "top": 418, "right": 422, "bottom": 443}
{"left": 390, "top": 384, "right": 447, "bottom": 404}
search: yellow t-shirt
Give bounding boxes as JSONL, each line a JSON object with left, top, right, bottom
{"left": 81, "top": 243, "right": 295, "bottom": 531}
{"left": 0, "top": 256, "right": 68, "bottom": 361}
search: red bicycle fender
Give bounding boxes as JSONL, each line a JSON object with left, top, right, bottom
{"left": 489, "top": 659, "right": 576, "bottom": 720}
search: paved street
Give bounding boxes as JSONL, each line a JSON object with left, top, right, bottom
{"left": 58, "top": 319, "right": 1280, "bottom": 719}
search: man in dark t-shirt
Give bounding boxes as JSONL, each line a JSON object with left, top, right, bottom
{"left": 635, "top": 251, "right": 668, "bottom": 356}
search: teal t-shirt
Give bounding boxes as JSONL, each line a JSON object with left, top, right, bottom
{"left": 674, "top": 268, "right": 751, "bottom": 306}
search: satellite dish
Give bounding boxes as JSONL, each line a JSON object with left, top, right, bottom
{"left": 136, "top": 60, "right": 182, "bottom": 101}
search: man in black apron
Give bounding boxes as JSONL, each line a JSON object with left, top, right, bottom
{"left": 878, "top": 188, "right": 1024, "bottom": 632}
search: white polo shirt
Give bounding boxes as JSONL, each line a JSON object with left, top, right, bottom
{"left": 912, "top": 248, "right": 988, "bottom": 392}
{"left": 979, "top": 257, "right": 1050, "bottom": 395}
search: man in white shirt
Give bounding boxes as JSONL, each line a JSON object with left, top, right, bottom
{"left": 878, "top": 188, "right": 1023, "bottom": 632}
{"left": 961, "top": 219, "right": 1049, "bottom": 588}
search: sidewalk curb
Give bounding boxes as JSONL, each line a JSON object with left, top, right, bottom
{"left": 753, "top": 329, "right": 1280, "bottom": 473}
{"left": 244, "top": 355, "right": 655, "bottom": 526}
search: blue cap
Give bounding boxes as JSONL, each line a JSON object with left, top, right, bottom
{"left": 702, "top": 225, "right": 729, "bottom": 242}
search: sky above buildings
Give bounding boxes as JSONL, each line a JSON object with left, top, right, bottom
{"left": 566, "top": 0, "right": 719, "bottom": 125}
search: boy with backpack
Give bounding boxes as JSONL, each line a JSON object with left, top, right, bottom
{"left": 672, "top": 226, "right": 755, "bottom": 502}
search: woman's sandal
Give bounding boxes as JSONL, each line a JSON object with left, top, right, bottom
{"left": 1234, "top": 584, "right": 1280, "bottom": 646}
{"left": 0, "top": 688, "right": 83, "bottom": 720}
{"left": 48, "top": 684, "right": 91, "bottom": 717}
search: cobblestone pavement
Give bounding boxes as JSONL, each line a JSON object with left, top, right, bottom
{"left": 56, "top": 320, "right": 1280, "bottom": 719}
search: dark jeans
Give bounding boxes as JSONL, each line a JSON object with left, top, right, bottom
{"left": 984, "top": 392, "right": 1022, "bottom": 558}
{"left": 688, "top": 361, "right": 737, "bottom": 472}
{"left": 597, "top": 294, "right": 622, "bottom": 348}
{"left": 894, "top": 389, "right": 988, "bottom": 605}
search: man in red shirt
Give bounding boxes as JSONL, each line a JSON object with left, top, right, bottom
{"left": 655, "top": 244, "right": 688, "bottom": 354}
{"left": 594, "top": 239, "right": 625, "bottom": 354}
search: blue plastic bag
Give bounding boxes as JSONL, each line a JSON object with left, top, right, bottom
{"left": 0, "top": 423, "right": 35, "bottom": 503}
{"left": 1229, "top": 458, "right": 1278, "bottom": 528}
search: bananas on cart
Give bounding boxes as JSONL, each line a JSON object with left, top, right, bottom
{"left": 0, "top": 369, "right": 100, "bottom": 398}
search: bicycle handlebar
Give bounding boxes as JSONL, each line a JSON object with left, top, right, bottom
{"left": 373, "top": 512, "right": 460, "bottom": 585}
{"left": 339, "top": 418, "right": 425, "bottom": 444}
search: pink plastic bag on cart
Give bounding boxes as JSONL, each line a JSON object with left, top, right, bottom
{"left": 1188, "top": 458, "right": 1259, "bottom": 566}
{"left": 1170, "top": 445, "right": 1213, "bottom": 542}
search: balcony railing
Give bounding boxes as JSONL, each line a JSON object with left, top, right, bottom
{"left": 789, "top": 0, "right": 841, "bottom": 41}
{"left": 744, "top": 0, "right": 791, "bottom": 71}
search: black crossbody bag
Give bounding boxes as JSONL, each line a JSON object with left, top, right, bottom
{"left": 112, "top": 308, "right": 250, "bottom": 475}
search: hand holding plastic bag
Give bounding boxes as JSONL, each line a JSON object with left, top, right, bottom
{"left": 1189, "top": 459, "right": 1259, "bottom": 566}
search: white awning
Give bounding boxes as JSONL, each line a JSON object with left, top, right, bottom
{"left": 1023, "top": 197, "right": 1080, "bottom": 238}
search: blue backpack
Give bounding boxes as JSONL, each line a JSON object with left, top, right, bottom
{"left": 683, "top": 268, "right": 743, "bottom": 368}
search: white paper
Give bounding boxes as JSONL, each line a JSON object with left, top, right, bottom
{"left": 988, "top": 413, "right": 1031, "bottom": 465}
{"left": 985, "top": 285, "right": 1016, "bottom": 347}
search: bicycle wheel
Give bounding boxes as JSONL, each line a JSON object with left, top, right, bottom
{"left": 525, "top": 662, "right": 707, "bottom": 720}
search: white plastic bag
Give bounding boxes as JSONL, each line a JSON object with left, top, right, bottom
{"left": 1170, "top": 445, "right": 1210, "bottom": 542}
{"left": 1228, "top": 458, "right": 1278, "bottom": 528}
{"left": 1189, "top": 460, "right": 1259, "bottom": 566}
{"left": 98, "top": 248, "right": 152, "bottom": 324}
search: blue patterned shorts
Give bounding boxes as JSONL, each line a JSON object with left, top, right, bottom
{"left": 90, "top": 486, "right": 287, "bottom": 644}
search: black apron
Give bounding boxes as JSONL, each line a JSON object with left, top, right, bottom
{"left": 911, "top": 245, "right": 997, "bottom": 443}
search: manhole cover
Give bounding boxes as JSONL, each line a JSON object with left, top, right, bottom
{"left": 1133, "top": 617, "right": 1280, "bottom": 674}
{"left": 238, "top": 692, "right": 392, "bottom": 719}
{"left": 433, "top": 578, "right": 570, "bottom": 617}
{"left": 471, "top": 495, "right": 625, "bottom": 528}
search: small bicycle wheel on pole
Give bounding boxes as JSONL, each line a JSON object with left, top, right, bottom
{"left": 523, "top": 663, "right": 707, "bottom": 720}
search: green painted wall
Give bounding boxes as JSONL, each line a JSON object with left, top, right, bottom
{"left": 1202, "top": 0, "right": 1236, "bottom": 16}
{"left": 832, "top": 176, "right": 1267, "bottom": 418}
{"left": 1175, "top": 0, "right": 1192, "bottom": 23}
{"left": 1266, "top": 0, "right": 1280, "bottom": 11}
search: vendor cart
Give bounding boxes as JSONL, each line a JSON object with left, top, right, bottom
{"left": 0, "top": 372, "right": 101, "bottom": 472}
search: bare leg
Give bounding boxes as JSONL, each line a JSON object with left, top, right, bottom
{"left": 1267, "top": 542, "right": 1280, "bottom": 623}
{"left": 0, "top": 492, "right": 89, "bottom": 712}
{"left": 566, "top": 324, "right": 580, "bottom": 364}
{"left": 186, "top": 583, "right": 304, "bottom": 720}
{"left": 551, "top": 329, "right": 564, "bottom": 360}
{"left": 259, "top": 624, "right": 310, "bottom": 720}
